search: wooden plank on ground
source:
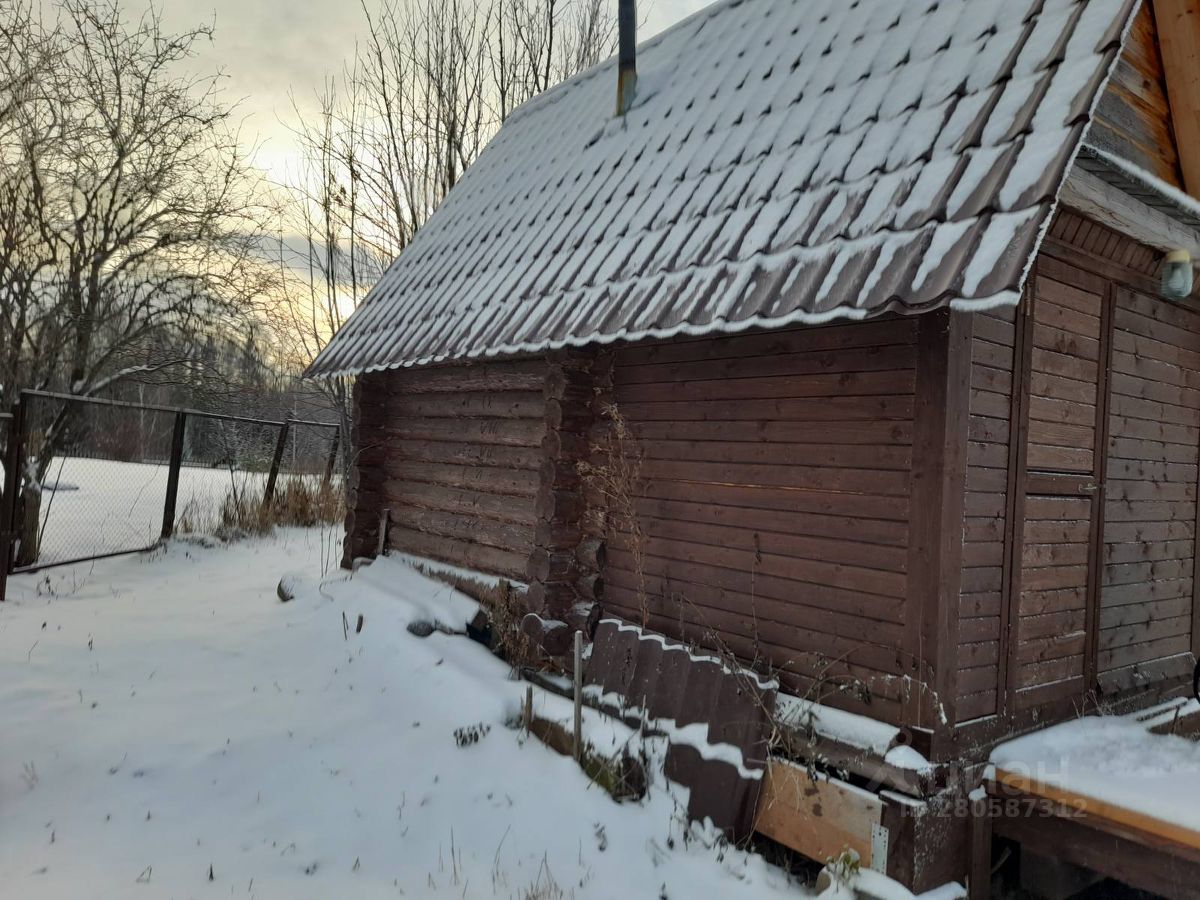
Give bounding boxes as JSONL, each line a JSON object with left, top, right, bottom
{"left": 753, "top": 758, "right": 884, "bottom": 867}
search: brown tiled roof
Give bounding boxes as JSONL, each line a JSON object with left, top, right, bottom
{"left": 309, "top": 0, "right": 1137, "bottom": 377}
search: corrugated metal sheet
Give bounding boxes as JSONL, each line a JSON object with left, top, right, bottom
{"left": 309, "top": 0, "right": 1138, "bottom": 378}
{"left": 584, "top": 618, "right": 776, "bottom": 838}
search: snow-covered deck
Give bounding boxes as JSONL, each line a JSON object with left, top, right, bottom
{"left": 989, "top": 700, "right": 1200, "bottom": 845}
{"left": 981, "top": 701, "right": 1200, "bottom": 898}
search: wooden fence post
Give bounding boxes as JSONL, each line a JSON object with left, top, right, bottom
{"left": 573, "top": 629, "right": 583, "bottom": 761}
{"left": 376, "top": 507, "right": 390, "bottom": 557}
{"left": 160, "top": 411, "right": 187, "bottom": 540}
{"left": 14, "top": 394, "right": 40, "bottom": 568}
{"left": 0, "top": 401, "right": 24, "bottom": 602}
{"left": 322, "top": 429, "right": 340, "bottom": 489}
{"left": 262, "top": 419, "right": 291, "bottom": 508}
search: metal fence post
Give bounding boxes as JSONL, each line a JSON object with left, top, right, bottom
{"left": 262, "top": 419, "right": 291, "bottom": 508}
{"left": 0, "top": 401, "right": 23, "bottom": 601}
{"left": 160, "top": 411, "right": 187, "bottom": 540}
{"left": 322, "top": 429, "right": 340, "bottom": 489}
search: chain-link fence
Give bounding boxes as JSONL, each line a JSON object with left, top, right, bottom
{"left": 172, "top": 412, "right": 341, "bottom": 535}
{"left": 0, "top": 391, "right": 341, "bottom": 579}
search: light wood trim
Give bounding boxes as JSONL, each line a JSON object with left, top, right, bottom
{"left": 990, "top": 766, "right": 1200, "bottom": 851}
{"left": 1060, "top": 167, "right": 1200, "bottom": 256}
{"left": 1152, "top": 0, "right": 1200, "bottom": 196}
{"left": 753, "top": 759, "right": 884, "bottom": 866}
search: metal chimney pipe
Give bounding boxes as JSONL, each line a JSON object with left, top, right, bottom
{"left": 616, "top": 0, "right": 637, "bottom": 115}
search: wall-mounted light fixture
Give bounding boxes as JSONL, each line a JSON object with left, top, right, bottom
{"left": 1161, "top": 249, "right": 1194, "bottom": 301}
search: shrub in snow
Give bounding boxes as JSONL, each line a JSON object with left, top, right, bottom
{"left": 406, "top": 620, "right": 435, "bottom": 638}
{"left": 453, "top": 723, "right": 490, "bottom": 746}
{"left": 276, "top": 574, "right": 300, "bottom": 603}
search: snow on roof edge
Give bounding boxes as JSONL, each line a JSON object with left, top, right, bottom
{"left": 308, "top": 287, "right": 1022, "bottom": 379}
{"left": 1083, "top": 142, "right": 1200, "bottom": 223}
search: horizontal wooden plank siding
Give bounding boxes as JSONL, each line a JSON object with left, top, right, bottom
{"left": 957, "top": 306, "right": 1017, "bottom": 722}
{"left": 605, "top": 321, "right": 918, "bottom": 723}
{"left": 1014, "top": 492, "right": 1091, "bottom": 707}
{"left": 1026, "top": 266, "right": 1104, "bottom": 473}
{"left": 1005, "top": 256, "right": 1109, "bottom": 712}
{"left": 359, "top": 360, "right": 547, "bottom": 579}
{"left": 1099, "top": 287, "right": 1200, "bottom": 694}
{"left": 951, "top": 213, "right": 1197, "bottom": 751}
{"left": 1091, "top": 1, "right": 1184, "bottom": 189}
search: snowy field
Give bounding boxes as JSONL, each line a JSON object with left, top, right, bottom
{"left": 31, "top": 457, "right": 307, "bottom": 565}
{"left": 0, "top": 529, "right": 812, "bottom": 899}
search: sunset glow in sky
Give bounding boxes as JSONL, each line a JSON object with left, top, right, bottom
{"left": 143, "top": 0, "right": 710, "bottom": 185}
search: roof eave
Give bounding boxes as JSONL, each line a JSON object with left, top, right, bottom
{"left": 1061, "top": 145, "right": 1200, "bottom": 258}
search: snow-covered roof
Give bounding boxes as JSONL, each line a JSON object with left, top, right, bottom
{"left": 309, "top": 0, "right": 1137, "bottom": 377}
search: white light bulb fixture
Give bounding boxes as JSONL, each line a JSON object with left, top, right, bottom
{"left": 1161, "top": 249, "right": 1194, "bottom": 301}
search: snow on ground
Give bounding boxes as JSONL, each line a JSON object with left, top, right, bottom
{"left": 0, "top": 528, "right": 809, "bottom": 899}
{"left": 991, "top": 705, "right": 1200, "bottom": 834}
{"left": 30, "top": 457, "right": 317, "bottom": 565}
{"left": 774, "top": 694, "right": 932, "bottom": 774}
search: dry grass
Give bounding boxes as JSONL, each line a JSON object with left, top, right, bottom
{"left": 579, "top": 401, "right": 648, "bottom": 626}
{"left": 177, "top": 475, "right": 343, "bottom": 537}
{"left": 518, "top": 858, "right": 569, "bottom": 899}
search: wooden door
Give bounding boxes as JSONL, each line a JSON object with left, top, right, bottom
{"left": 1008, "top": 267, "right": 1111, "bottom": 711}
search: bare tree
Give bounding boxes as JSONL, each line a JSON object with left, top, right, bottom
{"left": 0, "top": 1, "right": 63, "bottom": 410}
{"left": 1, "top": 0, "right": 274, "bottom": 420}
{"left": 271, "top": 0, "right": 617, "bottom": 457}
{"left": 265, "top": 80, "right": 392, "bottom": 471}
{"left": 0, "top": 0, "right": 276, "bottom": 562}
{"left": 495, "top": 0, "right": 615, "bottom": 109}
{"left": 0, "top": 0, "right": 58, "bottom": 126}
{"left": 48, "top": 3, "right": 272, "bottom": 399}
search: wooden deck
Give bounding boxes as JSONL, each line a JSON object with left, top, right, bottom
{"left": 973, "top": 765, "right": 1200, "bottom": 899}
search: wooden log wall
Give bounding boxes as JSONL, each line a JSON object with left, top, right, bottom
{"left": 1092, "top": 1, "right": 1184, "bottom": 190}
{"left": 351, "top": 360, "right": 548, "bottom": 580}
{"left": 525, "top": 352, "right": 606, "bottom": 623}
{"left": 957, "top": 306, "right": 1018, "bottom": 722}
{"left": 603, "top": 320, "right": 920, "bottom": 724}
{"left": 343, "top": 374, "right": 385, "bottom": 567}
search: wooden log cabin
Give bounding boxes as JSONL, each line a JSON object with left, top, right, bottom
{"left": 310, "top": 0, "right": 1200, "bottom": 889}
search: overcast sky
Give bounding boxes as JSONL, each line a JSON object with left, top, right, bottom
{"left": 143, "top": 0, "right": 709, "bottom": 184}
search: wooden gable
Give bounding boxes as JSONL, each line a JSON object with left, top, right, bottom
{"left": 1153, "top": 0, "right": 1200, "bottom": 194}
{"left": 1091, "top": 0, "right": 1200, "bottom": 197}
{"left": 1092, "top": 2, "right": 1184, "bottom": 189}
